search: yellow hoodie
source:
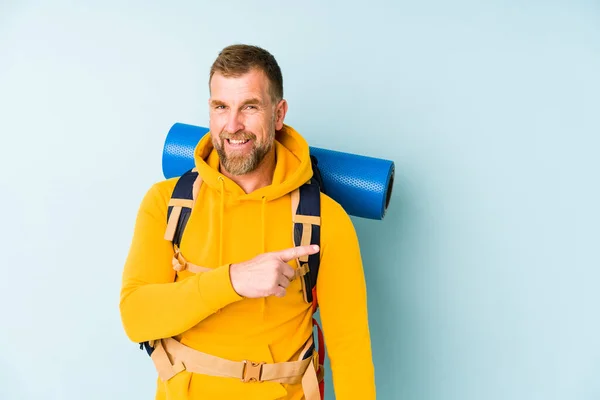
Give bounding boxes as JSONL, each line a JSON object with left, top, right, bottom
{"left": 119, "top": 125, "right": 376, "bottom": 399}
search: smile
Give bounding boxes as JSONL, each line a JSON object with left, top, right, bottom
{"left": 227, "top": 139, "right": 250, "bottom": 145}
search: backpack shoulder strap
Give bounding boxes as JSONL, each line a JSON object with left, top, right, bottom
{"left": 140, "top": 168, "right": 202, "bottom": 356}
{"left": 309, "top": 155, "right": 325, "bottom": 194}
{"left": 164, "top": 168, "right": 202, "bottom": 248}
{"left": 292, "top": 175, "right": 322, "bottom": 307}
{"left": 293, "top": 158, "right": 326, "bottom": 399}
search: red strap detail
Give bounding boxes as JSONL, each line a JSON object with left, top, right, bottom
{"left": 319, "top": 380, "right": 325, "bottom": 399}
{"left": 312, "top": 317, "right": 326, "bottom": 399}
{"left": 315, "top": 319, "right": 325, "bottom": 371}
{"left": 312, "top": 286, "right": 325, "bottom": 398}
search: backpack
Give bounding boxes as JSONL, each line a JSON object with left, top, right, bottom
{"left": 140, "top": 155, "right": 326, "bottom": 398}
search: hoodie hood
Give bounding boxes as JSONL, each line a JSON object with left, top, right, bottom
{"left": 193, "top": 124, "right": 313, "bottom": 201}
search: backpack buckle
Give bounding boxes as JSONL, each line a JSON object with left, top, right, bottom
{"left": 241, "top": 360, "right": 265, "bottom": 383}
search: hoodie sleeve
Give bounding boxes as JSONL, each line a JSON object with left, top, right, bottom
{"left": 119, "top": 182, "right": 243, "bottom": 343}
{"left": 317, "top": 196, "right": 377, "bottom": 399}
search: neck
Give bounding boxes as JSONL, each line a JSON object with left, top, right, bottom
{"left": 220, "top": 148, "right": 277, "bottom": 194}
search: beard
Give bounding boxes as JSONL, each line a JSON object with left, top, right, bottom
{"left": 212, "top": 124, "right": 275, "bottom": 176}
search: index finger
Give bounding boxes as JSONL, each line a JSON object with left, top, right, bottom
{"left": 276, "top": 245, "right": 320, "bottom": 263}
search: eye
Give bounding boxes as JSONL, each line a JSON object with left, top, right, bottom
{"left": 245, "top": 105, "right": 256, "bottom": 110}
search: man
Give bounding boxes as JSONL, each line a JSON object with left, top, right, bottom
{"left": 119, "top": 44, "right": 376, "bottom": 399}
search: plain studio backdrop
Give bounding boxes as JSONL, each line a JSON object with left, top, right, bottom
{"left": 1, "top": 1, "right": 599, "bottom": 399}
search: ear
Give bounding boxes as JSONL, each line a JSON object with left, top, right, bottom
{"left": 274, "top": 99, "right": 288, "bottom": 130}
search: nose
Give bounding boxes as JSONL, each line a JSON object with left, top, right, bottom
{"left": 225, "top": 109, "right": 244, "bottom": 134}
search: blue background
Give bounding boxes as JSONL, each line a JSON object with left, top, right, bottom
{"left": 1, "top": 1, "right": 598, "bottom": 399}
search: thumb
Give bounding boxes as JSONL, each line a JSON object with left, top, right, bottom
{"left": 277, "top": 245, "right": 320, "bottom": 263}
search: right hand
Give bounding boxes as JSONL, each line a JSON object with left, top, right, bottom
{"left": 229, "top": 245, "right": 320, "bottom": 298}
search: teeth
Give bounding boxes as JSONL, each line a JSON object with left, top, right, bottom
{"left": 229, "top": 139, "right": 249, "bottom": 144}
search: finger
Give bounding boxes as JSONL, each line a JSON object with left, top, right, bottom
{"left": 277, "top": 274, "right": 291, "bottom": 289}
{"left": 277, "top": 245, "right": 320, "bottom": 263}
{"left": 280, "top": 264, "right": 295, "bottom": 281}
{"left": 273, "top": 286, "right": 286, "bottom": 298}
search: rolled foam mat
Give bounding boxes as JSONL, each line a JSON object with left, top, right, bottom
{"left": 162, "top": 123, "right": 394, "bottom": 220}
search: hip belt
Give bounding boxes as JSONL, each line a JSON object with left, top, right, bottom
{"left": 149, "top": 336, "right": 322, "bottom": 400}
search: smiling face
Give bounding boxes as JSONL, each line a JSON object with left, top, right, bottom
{"left": 209, "top": 68, "right": 287, "bottom": 176}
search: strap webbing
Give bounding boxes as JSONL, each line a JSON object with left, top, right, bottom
{"left": 291, "top": 181, "right": 321, "bottom": 303}
{"left": 165, "top": 169, "right": 202, "bottom": 247}
{"left": 150, "top": 338, "right": 320, "bottom": 400}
